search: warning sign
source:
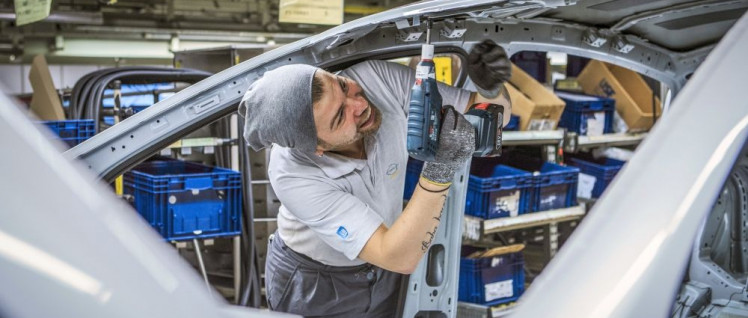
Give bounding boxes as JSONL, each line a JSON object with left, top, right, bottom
{"left": 279, "top": 0, "right": 344, "bottom": 26}
{"left": 14, "top": 0, "right": 51, "bottom": 26}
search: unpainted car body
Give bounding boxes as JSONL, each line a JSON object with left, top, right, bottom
{"left": 2, "top": 0, "right": 748, "bottom": 317}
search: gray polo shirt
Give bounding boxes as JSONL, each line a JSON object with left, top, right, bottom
{"left": 269, "top": 60, "right": 471, "bottom": 266}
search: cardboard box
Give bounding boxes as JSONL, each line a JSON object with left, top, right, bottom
{"left": 507, "top": 63, "right": 565, "bottom": 131}
{"left": 577, "top": 60, "right": 661, "bottom": 132}
{"left": 29, "top": 55, "right": 65, "bottom": 120}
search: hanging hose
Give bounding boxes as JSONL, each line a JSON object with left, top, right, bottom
{"left": 87, "top": 70, "right": 211, "bottom": 132}
{"left": 69, "top": 67, "right": 212, "bottom": 132}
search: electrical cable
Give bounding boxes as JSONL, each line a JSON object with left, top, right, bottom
{"left": 87, "top": 70, "right": 211, "bottom": 132}
{"left": 73, "top": 67, "right": 168, "bottom": 120}
{"left": 70, "top": 67, "right": 211, "bottom": 132}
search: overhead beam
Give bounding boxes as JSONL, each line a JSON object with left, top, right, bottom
{"left": 0, "top": 11, "right": 103, "bottom": 25}
{"left": 610, "top": 0, "right": 744, "bottom": 32}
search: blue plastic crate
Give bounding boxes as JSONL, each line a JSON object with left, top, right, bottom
{"left": 39, "top": 119, "right": 95, "bottom": 147}
{"left": 459, "top": 247, "right": 525, "bottom": 306}
{"left": 556, "top": 91, "right": 615, "bottom": 136}
{"left": 497, "top": 153, "right": 579, "bottom": 212}
{"left": 403, "top": 159, "right": 424, "bottom": 200}
{"left": 531, "top": 162, "right": 579, "bottom": 212}
{"left": 505, "top": 115, "right": 520, "bottom": 131}
{"left": 124, "top": 160, "right": 243, "bottom": 241}
{"left": 566, "top": 155, "right": 625, "bottom": 198}
{"left": 511, "top": 51, "right": 547, "bottom": 83}
{"left": 466, "top": 165, "right": 533, "bottom": 219}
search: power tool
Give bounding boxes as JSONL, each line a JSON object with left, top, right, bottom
{"left": 407, "top": 22, "right": 504, "bottom": 161}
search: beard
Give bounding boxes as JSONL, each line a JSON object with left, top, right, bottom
{"left": 357, "top": 102, "right": 382, "bottom": 138}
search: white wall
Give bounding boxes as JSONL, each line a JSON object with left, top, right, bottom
{"left": 0, "top": 64, "right": 106, "bottom": 95}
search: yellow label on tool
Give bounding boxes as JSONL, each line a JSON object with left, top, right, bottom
{"left": 434, "top": 56, "right": 452, "bottom": 85}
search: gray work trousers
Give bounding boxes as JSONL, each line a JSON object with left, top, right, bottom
{"left": 265, "top": 232, "right": 403, "bottom": 318}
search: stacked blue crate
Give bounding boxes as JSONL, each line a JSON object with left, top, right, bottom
{"left": 495, "top": 153, "right": 579, "bottom": 212}
{"left": 567, "top": 155, "right": 625, "bottom": 198}
{"left": 531, "top": 162, "right": 579, "bottom": 212}
{"left": 556, "top": 91, "right": 615, "bottom": 136}
{"left": 124, "top": 160, "right": 242, "bottom": 241}
{"left": 39, "top": 119, "right": 95, "bottom": 147}
{"left": 465, "top": 165, "right": 533, "bottom": 219}
{"left": 459, "top": 245, "right": 525, "bottom": 306}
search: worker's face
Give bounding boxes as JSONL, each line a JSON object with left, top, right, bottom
{"left": 313, "top": 71, "right": 382, "bottom": 154}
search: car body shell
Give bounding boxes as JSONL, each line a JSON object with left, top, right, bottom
{"left": 2, "top": 0, "right": 748, "bottom": 317}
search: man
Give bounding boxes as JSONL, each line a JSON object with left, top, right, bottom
{"left": 240, "top": 40, "right": 512, "bottom": 317}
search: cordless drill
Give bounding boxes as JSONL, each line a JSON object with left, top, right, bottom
{"left": 407, "top": 24, "right": 504, "bottom": 161}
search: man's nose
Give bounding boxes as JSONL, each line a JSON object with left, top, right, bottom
{"left": 349, "top": 96, "right": 368, "bottom": 116}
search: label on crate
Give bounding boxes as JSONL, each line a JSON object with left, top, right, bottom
{"left": 527, "top": 119, "right": 556, "bottom": 131}
{"left": 577, "top": 173, "right": 597, "bottom": 199}
{"left": 490, "top": 190, "right": 520, "bottom": 217}
{"left": 485, "top": 279, "right": 514, "bottom": 302}
{"left": 586, "top": 111, "right": 606, "bottom": 136}
{"left": 463, "top": 217, "right": 482, "bottom": 241}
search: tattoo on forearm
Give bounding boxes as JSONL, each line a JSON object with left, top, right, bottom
{"left": 421, "top": 226, "right": 437, "bottom": 251}
{"left": 421, "top": 194, "right": 448, "bottom": 252}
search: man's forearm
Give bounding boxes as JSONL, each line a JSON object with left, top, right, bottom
{"left": 393, "top": 178, "right": 449, "bottom": 267}
{"left": 371, "top": 178, "right": 450, "bottom": 273}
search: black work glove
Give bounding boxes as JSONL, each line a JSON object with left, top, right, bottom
{"left": 420, "top": 106, "right": 476, "bottom": 185}
{"left": 468, "top": 40, "right": 512, "bottom": 99}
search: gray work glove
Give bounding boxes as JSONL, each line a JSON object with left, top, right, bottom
{"left": 420, "top": 106, "right": 476, "bottom": 185}
{"left": 467, "top": 40, "right": 512, "bottom": 99}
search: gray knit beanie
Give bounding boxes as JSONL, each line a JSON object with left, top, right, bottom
{"left": 239, "top": 64, "right": 319, "bottom": 153}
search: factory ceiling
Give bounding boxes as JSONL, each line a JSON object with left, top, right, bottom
{"left": 0, "top": 0, "right": 415, "bottom": 63}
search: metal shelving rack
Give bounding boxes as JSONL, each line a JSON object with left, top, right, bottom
{"left": 502, "top": 129, "right": 565, "bottom": 163}
{"left": 458, "top": 205, "right": 586, "bottom": 317}
{"left": 457, "top": 301, "right": 516, "bottom": 318}
{"left": 502, "top": 129, "right": 565, "bottom": 146}
{"left": 464, "top": 204, "right": 586, "bottom": 241}
{"left": 565, "top": 132, "right": 647, "bottom": 153}
{"left": 170, "top": 46, "right": 276, "bottom": 305}
{"left": 454, "top": 129, "right": 646, "bottom": 313}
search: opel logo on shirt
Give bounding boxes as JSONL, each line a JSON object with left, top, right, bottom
{"left": 386, "top": 163, "right": 399, "bottom": 179}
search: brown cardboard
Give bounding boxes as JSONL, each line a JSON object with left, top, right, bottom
{"left": 577, "top": 60, "right": 661, "bottom": 132}
{"left": 507, "top": 63, "right": 565, "bottom": 130}
{"left": 29, "top": 55, "right": 65, "bottom": 120}
{"left": 466, "top": 244, "right": 525, "bottom": 259}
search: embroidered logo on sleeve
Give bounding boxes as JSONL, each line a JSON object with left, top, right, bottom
{"left": 337, "top": 226, "right": 349, "bottom": 239}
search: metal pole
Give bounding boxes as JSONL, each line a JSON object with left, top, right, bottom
{"left": 426, "top": 19, "right": 432, "bottom": 44}
{"left": 192, "top": 237, "right": 212, "bottom": 295}
{"left": 233, "top": 235, "right": 241, "bottom": 304}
